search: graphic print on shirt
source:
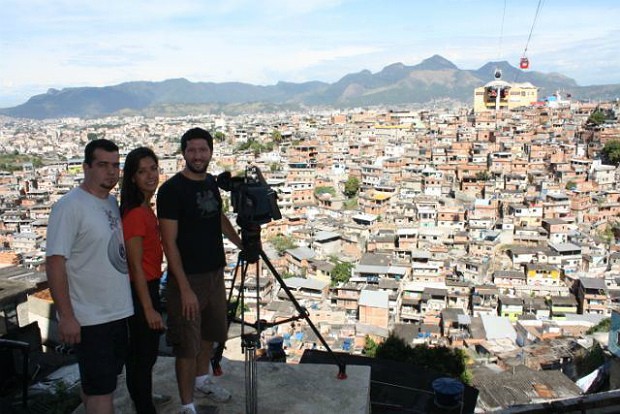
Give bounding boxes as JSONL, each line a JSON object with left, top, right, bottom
{"left": 196, "top": 189, "right": 219, "bottom": 218}
{"left": 103, "top": 206, "right": 128, "bottom": 273}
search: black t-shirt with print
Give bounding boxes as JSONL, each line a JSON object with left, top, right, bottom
{"left": 157, "top": 172, "right": 226, "bottom": 274}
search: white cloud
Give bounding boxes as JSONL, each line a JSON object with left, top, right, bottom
{"left": 1, "top": 0, "right": 620, "bottom": 106}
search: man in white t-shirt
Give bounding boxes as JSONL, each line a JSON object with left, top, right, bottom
{"left": 46, "top": 139, "right": 133, "bottom": 414}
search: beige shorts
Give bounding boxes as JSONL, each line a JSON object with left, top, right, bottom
{"left": 165, "top": 268, "right": 228, "bottom": 358}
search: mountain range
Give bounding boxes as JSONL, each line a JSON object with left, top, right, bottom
{"left": 2, "top": 55, "right": 619, "bottom": 120}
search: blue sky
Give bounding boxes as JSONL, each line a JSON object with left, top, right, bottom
{"left": 1, "top": 0, "right": 619, "bottom": 107}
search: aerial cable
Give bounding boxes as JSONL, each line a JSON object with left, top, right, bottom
{"left": 520, "top": 0, "right": 545, "bottom": 70}
{"left": 494, "top": 0, "right": 508, "bottom": 80}
{"left": 497, "top": 0, "right": 507, "bottom": 60}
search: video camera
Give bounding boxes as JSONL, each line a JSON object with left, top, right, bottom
{"left": 217, "top": 165, "right": 281, "bottom": 262}
{"left": 217, "top": 165, "right": 282, "bottom": 228}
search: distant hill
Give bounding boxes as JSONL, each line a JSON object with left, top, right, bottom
{"left": 2, "top": 55, "right": 619, "bottom": 119}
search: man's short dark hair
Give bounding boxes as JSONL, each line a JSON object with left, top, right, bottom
{"left": 181, "top": 128, "right": 213, "bottom": 153}
{"left": 84, "top": 139, "right": 119, "bottom": 166}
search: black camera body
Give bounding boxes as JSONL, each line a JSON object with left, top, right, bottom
{"left": 217, "top": 166, "right": 282, "bottom": 263}
{"left": 217, "top": 166, "right": 282, "bottom": 229}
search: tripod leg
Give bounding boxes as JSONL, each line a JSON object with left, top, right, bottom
{"left": 244, "top": 335, "right": 258, "bottom": 414}
{"left": 259, "top": 250, "right": 347, "bottom": 379}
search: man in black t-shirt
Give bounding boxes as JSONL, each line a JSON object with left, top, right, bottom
{"left": 158, "top": 127, "right": 242, "bottom": 414}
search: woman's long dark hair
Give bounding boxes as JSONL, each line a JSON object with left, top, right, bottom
{"left": 120, "top": 147, "right": 159, "bottom": 216}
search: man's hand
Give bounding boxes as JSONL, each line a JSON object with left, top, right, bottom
{"left": 58, "top": 315, "right": 81, "bottom": 344}
{"left": 145, "top": 308, "right": 166, "bottom": 331}
{"left": 180, "top": 288, "right": 199, "bottom": 320}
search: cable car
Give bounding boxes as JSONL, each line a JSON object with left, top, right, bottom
{"left": 520, "top": 57, "right": 530, "bottom": 69}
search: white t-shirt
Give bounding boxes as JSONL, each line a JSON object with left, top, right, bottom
{"left": 46, "top": 187, "right": 133, "bottom": 326}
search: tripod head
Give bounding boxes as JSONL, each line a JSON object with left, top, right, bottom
{"left": 240, "top": 224, "right": 262, "bottom": 264}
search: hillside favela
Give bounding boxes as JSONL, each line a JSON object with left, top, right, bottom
{"left": 2, "top": 60, "right": 620, "bottom": 414}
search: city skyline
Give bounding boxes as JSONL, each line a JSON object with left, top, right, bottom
{"left": 1, "top": 0, "right": 619, "bottom": 107}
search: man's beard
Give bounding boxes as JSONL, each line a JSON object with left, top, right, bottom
{"left": 186, "top": 162, "right": 208, "bottom": 174}
{"left": 100, "top": 181, "right": 118, "bottom": 191}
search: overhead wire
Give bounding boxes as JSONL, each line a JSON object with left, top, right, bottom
{"left": 522, "top": 0, "right": 545, "bottom": 60}
{"left": 497, "top": 0, "right": 507, "bottom": 61}
{"left": 514, "top": 0, "right": 545, "bottom": 83}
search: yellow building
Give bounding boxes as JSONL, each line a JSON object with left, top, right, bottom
{"left": 525, "top": 263, "right": 561, "bottom": 287}
{"left": 474, "top": 80, "right": 538, "bottom": 112}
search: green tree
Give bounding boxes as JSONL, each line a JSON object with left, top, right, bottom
{"left": 565, "top": 180, "right": 577, "bottom": 190}
{"left": 344, "top": 176, "right": 360, "bottom": 198}
{"left": 280, "top": 270, "right": 296, "bottom": 279}
{"left": 214, "top": 131, "right": 226, "bottom": 142}
{"left": 601, "top": 140, "right": 620, "bottom": 165}
{"left": 271, "top": 130, "right": 282, "bottom": 144}
{"left": 363, "top": 336, "right": 378, "bottom": 357}
{"left": 268, "top": 234, "right": 298, "bottom": 255}
{"left": 373, "top": 334, "right": 472, "bottom": 384}
{"left": 587, "top": 109, "right": 607, "bottom": 126}
{"left": 329, "top": 259, "right": 353, "bottom": 286}
{"left": 475, "top": 171, "right": 490, "bottom": 181}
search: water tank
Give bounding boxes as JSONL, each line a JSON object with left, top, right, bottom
{"left": 266, "top": 336, "right": 286, "bottom": 363}
{"left": 432, "top": 377, "right": 464, "bottom": 410}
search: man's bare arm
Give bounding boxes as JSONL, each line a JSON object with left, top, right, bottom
{"left": 46, "top": 255, "right": 81, "bottom": 344}
{"left": 221, "top": 213, "right": 243, "bottom": 250}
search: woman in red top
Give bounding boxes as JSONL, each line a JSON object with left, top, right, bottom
{"left": 121, "top": 147, "right": 169, "bottom": 414}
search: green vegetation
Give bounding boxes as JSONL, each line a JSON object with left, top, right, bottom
{"left": 344, "top": 176, "right": 360, "bottom": 198}
{"left": 475, "top": 171, "right": 490, "bottom": 181}
{"left": 315, "top": 186, "right": 336, "bottom": 197}
{"left": 565, "top": 180, "right": 577, "bottom": 190}
{"left": 363, "top": 336, "right": 379, "bottom": 357}
{"left": 343, "top": 197, "right": 358, "bottom": 210}
{"left": 587, "top": 109, "right": 607, "bottom": 126}
{"left": 214, "top": 131, "right": 226, "bottom": 142}
{"left": 271, "top": 130, "right": 283, "bottom": 144}
{"left": 280, "top": 270, "right": 297, "bottom": 279}
{"left": 86, "top": 132, "right": 105, "bottom": 141}
{"left": 586, "top": 317, "right": 611, "bottom": 334}
{"left": 599, "top": 226, "right": 615, "bottom": 246}
{"left": 575, "top": 342, "right": 606, "bottom": 378}
{"left": 230, "top": 299, "right": 250, "bottom": 318}
{"left": 235, "top": 139, "right": 273, "bottom": 155}
{"left": 267, "top": 234, "right": 298, "bottom": 255}
{"left": 601, "top": 140, "right": 620, "bottom": 166}
{"left": 0, "top": 154, "right": 43, "bottom": 172}
{"left": 373, "top": 334, "right": 472, "bottom": 384}
{"left": 328, "top": 256, "right": 353, "bottom": 286}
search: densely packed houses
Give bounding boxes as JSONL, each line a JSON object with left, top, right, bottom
{"left": 1, "top": 97, "right": 620, "bottom": 406}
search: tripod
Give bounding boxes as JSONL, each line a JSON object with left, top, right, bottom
{"left": 211, "top": 228, "right": 347, "bottom": 414}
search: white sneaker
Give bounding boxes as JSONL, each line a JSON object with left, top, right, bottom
{"left": 194, "top": 377, "right": 231, "bottom": 403}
